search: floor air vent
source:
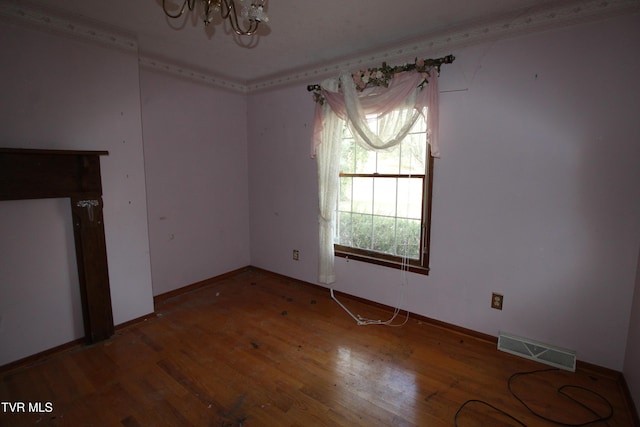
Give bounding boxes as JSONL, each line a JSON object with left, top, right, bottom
{"left": 498, "top": 332, "right": 576, "bottom": 372}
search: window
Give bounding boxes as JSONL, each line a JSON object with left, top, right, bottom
{"left": 334, "top": 114, "right": 433, "bottom": 274}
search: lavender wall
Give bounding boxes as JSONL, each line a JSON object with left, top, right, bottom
{"left": 0, "top": 199, "right": 82, "bottom": 365}
{"left": 248, "top": 14, "right": 640, "bottom": 371}
{"left": 248, "top": 88, "right": 320, "bottom": 280}
{"left": 0, "top": 24, "right": 154, "bottom": 365}
{"left": 140, "top": 70, "right": 251, "bottom": 296}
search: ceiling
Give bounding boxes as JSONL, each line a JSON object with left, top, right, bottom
{"left": 3, "top": 0, "right": 638, "bottom": 92}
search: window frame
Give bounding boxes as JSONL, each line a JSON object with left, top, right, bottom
{"left": 334, "top": 153, "right": 434, "bottom": 275}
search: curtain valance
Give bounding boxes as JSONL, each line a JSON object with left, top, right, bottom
{"left": 310, "top": 55, "right": 453, "bottom": 159}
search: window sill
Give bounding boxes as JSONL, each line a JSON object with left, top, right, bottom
{"left": 334, "top": 249, "right": 430, "bottom": 276}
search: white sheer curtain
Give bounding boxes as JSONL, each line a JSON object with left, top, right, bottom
{"left": 314, "top": 78, "right": 343, "bottom": 284}
{"left": 312, "top": 68, "right": 439, "bottom": 284}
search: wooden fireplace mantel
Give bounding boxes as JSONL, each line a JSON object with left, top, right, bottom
{"left": 0, "top": 147, "right": 114, "bottom": 343}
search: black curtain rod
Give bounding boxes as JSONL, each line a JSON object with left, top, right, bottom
{"left": 306, "top": 54, "right": 455, "bottom": 92}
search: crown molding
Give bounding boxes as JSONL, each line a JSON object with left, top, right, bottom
{"left": 247, "top": 0, "right": 640, "bottom": 93}
{"left": 2, "top": 0, "right": 638, "bottom": 94}
{"left": 0, "top": 0, "right": 247, "bottom": 93}
{"left": 138, "top": 56, "right": 247, "bottom": 93}
{"left": 0, "top": 0, "right": 137, "bottom": 53}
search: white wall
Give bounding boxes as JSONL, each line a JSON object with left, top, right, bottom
{"left": 248, "top": 14, "right": 640, "bottom": 371}
{"left": 140, "top": 69, "right": 251, "bottom": 296}
{"left": 0, "top": 24, "right": 154, "bottom": 365}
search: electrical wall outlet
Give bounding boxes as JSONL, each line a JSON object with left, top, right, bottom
{"left": 491, "top": 293, "right": 504, "bottom": 310}
{"left": 293, "top": 249, "right": 299, "bottom": 261}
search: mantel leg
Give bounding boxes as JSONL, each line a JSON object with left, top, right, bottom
{"left": 71, "top": 196, "right": 114, "bottom": 343}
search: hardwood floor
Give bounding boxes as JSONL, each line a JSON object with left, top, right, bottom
{"left": 1, "top": 268, "right": 637, "bottom": 426}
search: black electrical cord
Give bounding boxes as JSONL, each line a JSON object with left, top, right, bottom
{"left": 508, "top": 368, "right": 613, "bottom": 426}
{"left": 454, "top": 400, "right": 527, "bottom": 426}
{"left": 454, "top": 368, "right": 615, "bottom": 427}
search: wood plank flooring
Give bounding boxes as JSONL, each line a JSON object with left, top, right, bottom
{"left": 1, "top": 268, "right": 637, "bottom": 426}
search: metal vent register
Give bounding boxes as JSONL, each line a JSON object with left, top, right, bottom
{"left": 498, "top": 332, "right": 576, "bottom": 372}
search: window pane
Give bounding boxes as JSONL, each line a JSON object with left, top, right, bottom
{"left": 373, "top": 178, "right": 397, "bottom": 216}
{"left": 376, "top": 145, "right": 401, "bottom": 174}
{"left": 400, "top": 134, "right": 427, "bottom": 174}
{"left": 354, "top": 144, "right": 374, "bottom": 174}
{"left": 340, "top": 139, "right": 355, "bottom": 173}
{"left": 351, "top": 213, "right": 372, "bottom": 250}
{"left": 334, "top": 108, "right": 431, "bottom": 271}
{"left": 336, "top": 211, "right": 352, "bottom": 246}
{"left": 338, "top": 177, "right": 352, "bottom": 212}
{"left": 397, "top": 178, "right": 423, "bottom": 219}
{"left": 396, "top": 218, "right": 421, "bottom": 259}
{"left": 373, "top": 215, "right": 396, "bottom": 255}
{"left": 352, "top": 177, "right": 373, "bottom": 214}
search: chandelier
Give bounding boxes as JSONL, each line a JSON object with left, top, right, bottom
{"left": 162, "top": 0, "right": 269, "bottom": 36}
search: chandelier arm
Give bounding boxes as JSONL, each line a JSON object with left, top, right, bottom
{"left": 162, "top": 0, "right": 196, "bottom": 19}
{"left": 244, "top": 19, "right": 259, "bottom": 35}
{"left": 218, "top": 0, "right": 233, "bottom": 19}
{"left": 219, "top": 0, "right": 260, "bottom": 36}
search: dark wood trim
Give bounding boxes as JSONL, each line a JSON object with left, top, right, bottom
{"left": 0, "top": 148, "right": 109, "bottom": 156}
{"left": 338, "top": 173, "right": 426, "bottom": 179}
{"left": 335, "top": 286, "right": 496, "bottom": 344}
{"left": 153, "top": 266, "right": 252, "bottom": 306}
{"left": 0, "top": 148, "right": 114, "bottom": 343}
{"left": 334, "top": 248, "right": 430, "bottom": 275}
{"left": 251, "top": 266, "right": 495, "bottom": 343}
{"left": 0, "top": 312, "right": 156, "bottom": 374}
{"left": 0, "top": 338, "right": 85, "bottom": 374}
{"left": 409, "top": 309, "right": 498, "bottom": 344}
{"left": 0, "top": 148, "right": 107, "bottom": 201}
{"left": 114, "top": 312, "right": 157, "bottom": 331}
{"left": 423, "top": 153, "right": 434, "bottom": 269}
{"left": 576, "top": 360, "right": 625, "bottom": 381}
{"left": 70, "top": 194, "right": 114, "bottom": 342}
